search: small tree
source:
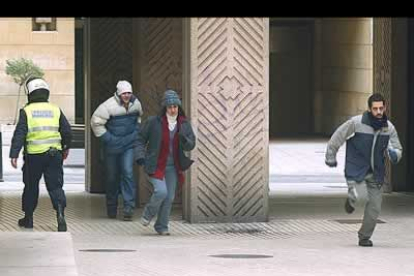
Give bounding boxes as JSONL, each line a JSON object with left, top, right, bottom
{"left": 5, "top": 58, "right": 44, "bottom": 124}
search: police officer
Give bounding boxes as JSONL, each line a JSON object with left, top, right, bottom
{"left": 9, "top": 77, "right": 72, "bottom": 232}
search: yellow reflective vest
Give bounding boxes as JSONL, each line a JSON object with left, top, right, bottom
{"left": 24, "top": 102, "right": 62, "bottom": 154}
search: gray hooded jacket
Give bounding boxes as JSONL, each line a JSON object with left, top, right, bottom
{"left": 326, "top": 111, "right": 402, "bottom": 183}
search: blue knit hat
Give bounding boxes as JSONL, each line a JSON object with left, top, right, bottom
{"left": 163, "top": 90, "right": 181, "bottom": 107}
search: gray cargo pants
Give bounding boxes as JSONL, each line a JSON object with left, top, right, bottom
{"left": 347, "top": 173, "right": 383, "bottom": 241}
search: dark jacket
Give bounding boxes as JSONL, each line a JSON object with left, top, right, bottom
{"left": 326, "top": 111, "right": 402, "bottom": 183}
{"left": 9, "top": 96, "right": 72, "bottom": 158}
{"left": 90, "top": 93, "right": 143, "bottom": 154}
{"left": 136, "top": 115, "right": 195, "bottom": 183}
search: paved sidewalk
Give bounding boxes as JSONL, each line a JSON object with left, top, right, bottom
{"left": 0, "top": 232, "right": 78, "bottom": 276}
{"left": 2, "top": 135, "right": 413, "bottom": 275}
{"left": 1, "top": 187, "right": 414, "bottom": 276}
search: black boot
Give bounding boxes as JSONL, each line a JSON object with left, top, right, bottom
{"left": 57, "top": 204, "right": 67, "bottom": 232}
{"left": 18, "top": 215, "right": 33, "bottom": 228}
{"left": 344, "top": 198, "right": 355, "bottom": 214}
{"left": 358, "top": 239, "right": 373, "bottom": 247}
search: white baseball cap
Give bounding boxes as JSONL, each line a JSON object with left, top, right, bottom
{"left": 26, "top": 78, "right": 49, "bottom": 94}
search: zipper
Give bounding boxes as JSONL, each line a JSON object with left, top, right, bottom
{"left": 371, "top": 130, "right": 380, "bottom": 171}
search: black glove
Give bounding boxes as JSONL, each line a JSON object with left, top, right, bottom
{"left": 136, "top": 158, "right": 145, "bottom": 166}
{"left": 325, "top": 159, "right": 337, "bottom": 168}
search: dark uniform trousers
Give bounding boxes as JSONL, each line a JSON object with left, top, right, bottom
{"left": 22, "top": 149, "right": 66, "bottom": 215}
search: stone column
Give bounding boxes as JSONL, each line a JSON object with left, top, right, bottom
{"left": 85, "top": 18, "right": 134, "bottom": 193}
{"left": 373, "top": 18, "right": 392, "bottom": 192}
{"left": 183, "top": 18, "right": 269, "bottom": 223}
{"left": 136, "top": 18, "right": 183, "bottom": 205}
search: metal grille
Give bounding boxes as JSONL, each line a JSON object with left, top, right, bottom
{"left": 0, "top": 191, "right": 360, "bottom": 240}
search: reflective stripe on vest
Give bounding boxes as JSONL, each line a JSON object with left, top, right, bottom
{"left": 28, "top": 126, "right": 60, "bottom": 133}
{"left": 24, "top": 103, "right": 62, "bottom": 154}
{"left": 27, "top": 138, "right": 62, "bottom": 145}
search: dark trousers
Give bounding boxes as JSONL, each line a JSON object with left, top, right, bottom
{"left": 22, "top": 151, "right": 66, "bottom": 215}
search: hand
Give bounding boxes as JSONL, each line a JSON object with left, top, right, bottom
{"left": 325, "top": 159, "right": 337, "bottom": 168}
{"left": 136, "top": 158, "right": 145, "bottom": 166}
{"left": 388, "top": 148, "right": 398, "bottom": 164}
{"left": 62, "top": 149, "right": 69, "bottom": 160}
{"left": 11, "top": 158, "right": 18, "bottom": 169}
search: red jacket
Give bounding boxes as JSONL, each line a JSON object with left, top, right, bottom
{"left": 151, "top": 115, "right": 185, "bottom": 184}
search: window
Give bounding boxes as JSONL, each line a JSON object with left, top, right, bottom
{"left": 32, "top": 17, "right": 57, "bottom": 32}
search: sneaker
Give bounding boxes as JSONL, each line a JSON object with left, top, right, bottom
{"left": 344, "top": 198, "right": 355, "bottom": 214}
{"left": 123, "top": 211, "right": 133, "bottom": 221}
{"left": 18, "top": 216, "right": 33, "bottom": 228}
{"left": 140, "top": 216, "right": 151, "bottom": 226}
{"left": 157, "top": 231, "right": 170, "bottom": 236}
{"left": 358, "top": 239, "right": 373, "bottom": 247}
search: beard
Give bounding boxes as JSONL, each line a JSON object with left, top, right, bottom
{"left": 368, "top": 111, "right": 388, "bottom": 130}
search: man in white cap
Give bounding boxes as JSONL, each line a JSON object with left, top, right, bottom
{"left": 91, "top": 80, "right": 143, "bottom": 220}
{"left": 9, "top": 77, "right": 72, "bottom": 232}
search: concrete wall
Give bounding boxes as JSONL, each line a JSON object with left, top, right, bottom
{"left": 269, "top": 21, "right": 314, "bottom": 137}
{"left": 0, "top": 18, "right": 75, "bottom": 124}
{"left": 314, "top": 18, "right": 373, "bottom": 134}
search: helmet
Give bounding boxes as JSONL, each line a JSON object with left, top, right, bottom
{"left": 26, "top": 78, "right": 49, "bottom": 95}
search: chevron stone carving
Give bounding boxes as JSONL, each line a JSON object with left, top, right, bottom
{"left": 373, "top": 18, "right": 392, "bottom": 192}
{"left": 87, "top": 18, "right": 134, "bottom": 193}
{"left": 139, "top": 18, "right": 183, "bottom": 118}
{"left": 91, "top": 18, "right": 133, "bottom": 105}
{"left": 138, "top": 18, "right": 183, "bottom": 204}
{"left": 188, "top": 18, "right": 269, "bottom": 222}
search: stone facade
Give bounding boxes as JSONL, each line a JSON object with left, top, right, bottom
{"left": 0, "top": 17, "right": 75, "bottom": 124}
{"left": 314, "top": 18, "right": 373, "bottom": 134}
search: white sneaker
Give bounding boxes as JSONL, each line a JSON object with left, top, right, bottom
{"left": 141, "top": 217, "right": 151, "bottom": 226}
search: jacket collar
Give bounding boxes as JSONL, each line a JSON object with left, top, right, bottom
{"left": 361, "top": 111, "right": 371, "bottom": 126}
{"left": 159, "top": 114, "right": 186, "bottom": 124}
{"left": 113, "top": 92, "right": 136, "bottom": 106}
{"left": 362, "top": 111, "right": 388, "bottom": 130}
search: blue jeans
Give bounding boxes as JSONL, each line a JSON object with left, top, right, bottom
{"left": 105, "top": 147, "right": 136, "bottom": 213}
{"left": 143, "top": 165, "right": 177, "bottom": 233}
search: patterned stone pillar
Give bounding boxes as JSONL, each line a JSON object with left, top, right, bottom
{"left": 373, "top": 18, "right": 392, "bottom": 192}
{"left": 184, "top": 18, "right": 269, "bottom": 222}
{"left": 136, "top": 18, "right": 183, "bottom": 205}
{"left": 85, "top": 18, "right": 134, "bottom": 193}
